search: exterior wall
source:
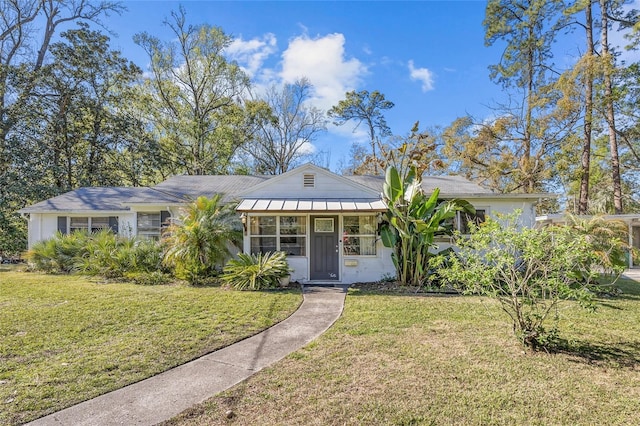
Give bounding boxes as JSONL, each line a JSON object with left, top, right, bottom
{"left": 241, "top": 199, "right": 539, "bottom": 284}
{"left": 242, "top": 167, "right": 379, "bottom": 199}
{"left": 243, "top": 212, "right": 394, "bottom": 284}
{"left": 25, "top": 212, "right": 137, "bottom": 248}
{"left": 342, "top": 244, "right": 395, "bottom": 283}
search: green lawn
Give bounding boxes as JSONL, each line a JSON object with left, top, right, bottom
{"left": 165, "top": 278, "right": 640, "bottom": 426}
{"left": 0, "top": 268, "right": 302, "bottom": 425}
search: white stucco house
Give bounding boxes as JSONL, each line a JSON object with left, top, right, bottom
{"left": 19, "top": 164, "right": 551, "bottom": 284}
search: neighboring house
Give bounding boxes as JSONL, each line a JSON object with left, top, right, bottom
{"left": 537, "top": 214, "right": 640, "bottom": 268}
{"left": 19, "top": 164, "right": 550, "bottom": 284}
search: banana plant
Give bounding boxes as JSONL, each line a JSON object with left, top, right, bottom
{"left": 381, "top": 165, "right": 474, "bottom": 287}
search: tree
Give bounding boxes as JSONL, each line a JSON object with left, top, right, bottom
{"left": 29, "top": 25, "right": 143, "bottom": 190}
{"left": 380, "top": 160, "right": 473, "bottom": 287}
{"left": 481, "top": 0, "right": 568, "bottom": 193}
{"left": 600, "top": 0, "right": 623, "bottom": 213}
{"left": 568, "top": 0, "right": 597, "bottom": 214}
{"left": 134, "top": 7, "right": 269, "bottom": 176}
{"left": 328, "top": 90, "right": 394, "bottom": 175}
{"left": 244, "top": 78, "right": 327, "bottom": 174}
{"left": 0, "top": 0, "right": 123, "bottom": 255}
{"left": 163, "top": 195, "right": 242, "bottom": 285}
{"left": 433, "top": 212, "right": 599, "bottom": 350}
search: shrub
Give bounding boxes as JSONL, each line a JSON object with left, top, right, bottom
{"left": 431, "top": 212, "right": 598, "bottom": 350}
{"left": 26, "top": 231, "right": 89, "bottom": 273}
{"left": 123, "top": 271, "right": 172, "bottom": 286}
{"left": 222, "top": 251, "right": 291, "bottom": 291}
{"left": 77, "top": 232, "right": 165, "bottom": 279}
{"left": 561, "top": 214, "right": 629, "bottom": 277}
{"left": 27, "top": 231, "right": 165, "bottom": 281}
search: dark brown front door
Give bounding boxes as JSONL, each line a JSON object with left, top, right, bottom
{"left": 310, "top": 215, "right": 339, "bottom": 280}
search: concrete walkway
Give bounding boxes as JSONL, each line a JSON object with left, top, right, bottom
{"left": 622, "top": 268, "right": 640, "bottom": 281}
{"left": 27, "top": 285, "right": 348, "bottom": 426}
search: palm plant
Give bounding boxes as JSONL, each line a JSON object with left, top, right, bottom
{"left": 27, "top": 231, "right": 89, "bottom": 273}
{"left": 562, "top": 214, "right": 629, "bottom": 276}
{"left": 221, "top": 251, "right": 291, "bottom": 290}
{"left": 163, "top": 195, "right": 242, "bottom": 284}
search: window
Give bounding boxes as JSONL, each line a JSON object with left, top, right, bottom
{"left": 250, "top": 216, "right": 277, "bottom": 254}
{"left": 69, "top": 217, "right": 89, "bottom": 233}
{"left": 343, "top": 215, "right": 377, "bottom": 256}
{"left": 279, "top": 216, "right": 306, "bottom": 256}
{"left": 457, "top": 209, "right": 486, "bottom": 234}
{"left": 249, "top": 216, "right": 306, "bottom": 256}
{"left": 137, "top": 213, "right": 161, "bottom": 240}
{"left": 90, "top": 217, "right": 110, "bottom": 233}
{"left": 58, "top": 216, "right": 117, "bottom": 235}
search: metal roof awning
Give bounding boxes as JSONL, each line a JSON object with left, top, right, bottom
{"left": 237, "top": 198, "right": 387, "bottom": 212}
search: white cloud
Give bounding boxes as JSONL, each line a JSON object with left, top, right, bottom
{"left": 280, "top": 33, "right": 367, "bottom": 111}
{"left": 226, "top": 33, "right": 278, "bottom": 78}
{"left": 408, "top": 60, "right": 435, "bottom": 92}
{"left": 297, "top": 140, "right": 317, "bottom": 155}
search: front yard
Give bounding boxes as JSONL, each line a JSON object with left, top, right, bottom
{"left": 165, "top": 277, "right": 640, "bottom": 426}
{"left": 0, "top": 268, "right": 302, "bottom": 425}
{"left": 4, "top": 266, "right": 640, "bottom": 425}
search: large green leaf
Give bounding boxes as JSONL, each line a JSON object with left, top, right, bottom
{"left": 380, "top": 224, "right": 397, "bottom": 248}
{"left": 383, "top": 166, "right": 403, "bottom": 203}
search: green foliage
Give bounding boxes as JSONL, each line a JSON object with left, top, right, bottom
{"left": 561, "top": 214, "right": 629, "bottom": 277}
{"left": 221, "top": 251, "right": 291, "bottom": 291}
{"left": 76, "top": 231, "right": 165, "bottom": 279}
{"left": 163, "top": 195, "right": 242, "bottom": 285}
{"left": 328, "top": 89, "right": 394, "bottom": 174}
{"left": 26, "top": 231, "right": 89, "bottom": 273}
{"left": 26, "top": 230, "right": 165, "bottom": 281}
{"left": 133, "top": 7, "right": 267, "bottom": 176}
{"left": 432, "top": 212, "right": 598, "bottom": 350}
{"left": 381, "top": 163, "right": 474, "bottom": 287}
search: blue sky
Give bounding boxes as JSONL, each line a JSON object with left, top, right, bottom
{"left": 99, "top": 1, "right": 503, "bottom": 170}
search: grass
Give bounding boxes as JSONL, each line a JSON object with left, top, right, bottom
{"left": 164, "top": 277, "right": 640, "bottom": 426}
{"left": 0, "top": 269, "right": 302, "bottom": 425}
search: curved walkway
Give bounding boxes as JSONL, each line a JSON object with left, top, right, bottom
{"left": 27, "top": 285, "right": 348, "bottom": 426}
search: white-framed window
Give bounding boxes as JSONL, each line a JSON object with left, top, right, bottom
{"left": 137, "top": 212, "right": 161, "bottom": 240}
{"left": 69, "top": 217, "right": 89, "bottom": 233}
{"left": 279, "top": 216, "right": 306, "bottom": 256}
{"left": 59, "top": 216, "right": 117, "bottom": 235}
{"left": 90, "top": 217, "right": 110, "bottom": 233}
{"left": 456, "top": 209, "right": 487, "bottom": 234}
{"left": 342, "top": 215, "right": 377, "bottom": 256}
{"left": 249, "top": 215, "right": 306, "bottom": 256}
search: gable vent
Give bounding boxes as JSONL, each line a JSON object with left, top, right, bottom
{"left": 303, "top": 174, "right": 315, "bottom": 188}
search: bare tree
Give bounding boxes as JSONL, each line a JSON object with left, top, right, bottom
{"left": 246, "top": 78, "right": 327, "bottom": 174}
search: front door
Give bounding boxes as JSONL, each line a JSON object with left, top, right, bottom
{"left": 310, "top": 215, "right": 339, "bottom": 280}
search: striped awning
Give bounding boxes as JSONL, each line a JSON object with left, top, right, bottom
{"left": 237, "top": 198, "right": 387, "bottom": 212}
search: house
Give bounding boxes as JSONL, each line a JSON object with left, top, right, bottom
{"left": 19, "top": 164, "right": 550, "bottom": 284}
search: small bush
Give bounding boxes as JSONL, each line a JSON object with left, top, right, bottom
{"left": 222, "top": 251, "right": 291, "bottom": 291}
{"left": 27, "top": 231, "right": 165, "bottom": 281}
{"left": 26, "top": 231, "right": 89, "bottom": 273}
{"left": 432, "top": 212, "right": 598, "bottom": 350}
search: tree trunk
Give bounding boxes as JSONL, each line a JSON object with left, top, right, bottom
{"left": 600, "top": 0, "right": 623, "bottom": 213}
{"left": 578, "top": 2, "right": 594, "bottom": 214}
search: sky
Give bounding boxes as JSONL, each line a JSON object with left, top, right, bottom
{"left": 92, "top": 0, "right": 502, "bottom": 171}
{"left": 77, "top": 0, "right": 633, "bottom": 172}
